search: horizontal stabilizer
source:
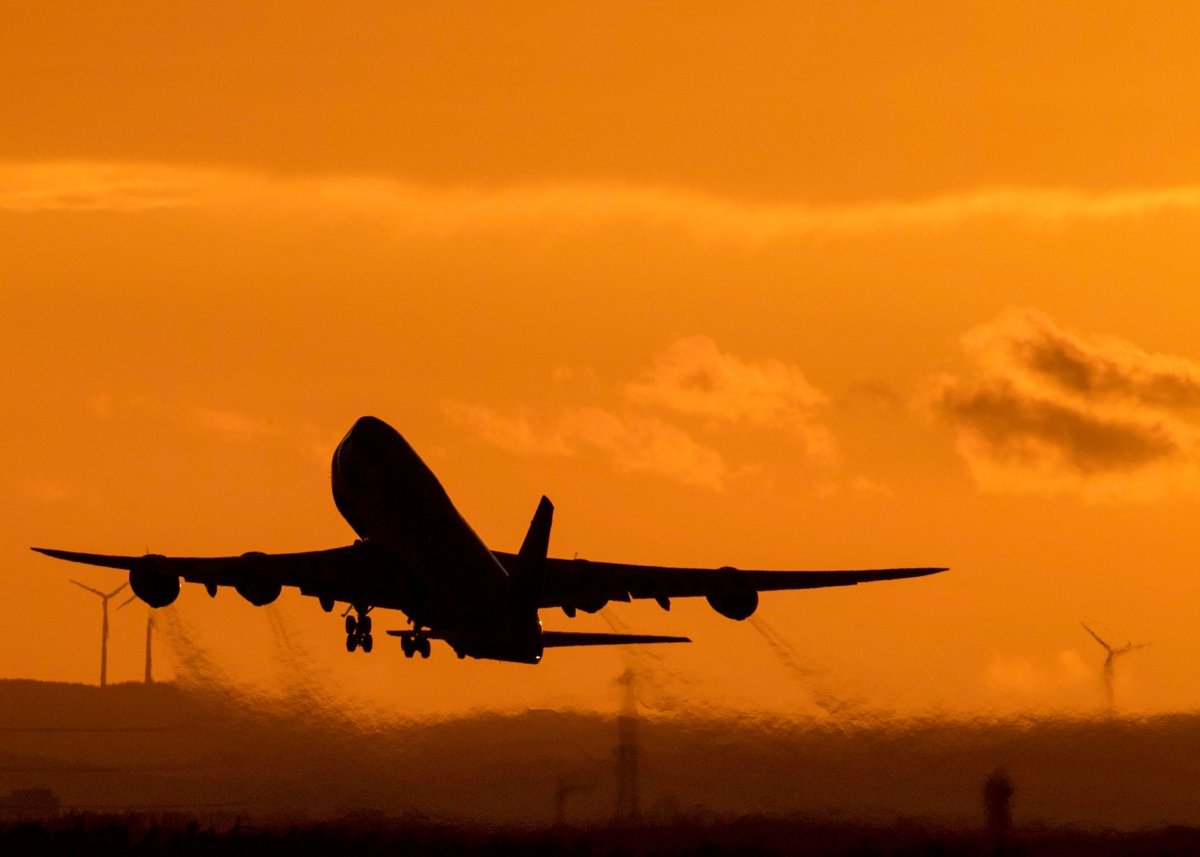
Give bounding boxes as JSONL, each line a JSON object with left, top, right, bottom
{"left": 540, "top": 630, "right": 691, "bottom": 648}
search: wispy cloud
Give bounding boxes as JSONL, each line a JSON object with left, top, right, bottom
{"left": 445, "top": 336, "right": 846, "bottom": 490}
{"left": 189, "top": 406, "right": 334, "bottom": 465}
{"left": 82, "top": 395, "right": 334, "bottom": 465}
{"left": 0, "top": 162, "right": 197, "bottom": 212}
{"left": 444, "top": 402, "right": 727, "bottom": 489}
{"left": 627, "top": 335, "right": 833, "bottom": 462}
{"left": 9, "top": 159, "right": 1200, "bottom": 238}
{"left": 191, "top": 407, "right": 280, "bottom": 442}
{"left": 928, "top": 308, "right": 1200, "bottom": 500}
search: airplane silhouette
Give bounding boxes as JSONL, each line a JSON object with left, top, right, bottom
{"left": 33, "top": 416, "right": 947, "bottom": 663}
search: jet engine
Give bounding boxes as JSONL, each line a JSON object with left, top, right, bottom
{"left": 575, "top": 596, "right": 609, "bottom": 614}
{"left": 129, "top": 559, "right": 180, "bottom": 608}
{"left": 705, "top": 569, "right": 758, "bottom": 620}
{"left": 235, "top": 580, "right": 282, "bottom": 606}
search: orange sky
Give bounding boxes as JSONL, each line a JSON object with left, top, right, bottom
{"left": 4, "top": 1, "right": 1200, "bottom": 721}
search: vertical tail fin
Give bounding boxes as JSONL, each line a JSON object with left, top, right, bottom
{"left": 512, "top": 496, "right": 553, "bottom": 607}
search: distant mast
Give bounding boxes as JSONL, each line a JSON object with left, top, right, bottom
{"left": 613, "top": 668, "right": 640, "bottom": 823}
{"left": 118, "top": 593, "right": 156, "bottom": 684}
{"left": 70, "top": 580, "right": 128, "bottom": 687}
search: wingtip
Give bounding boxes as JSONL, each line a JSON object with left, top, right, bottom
{"left": 31, "top": 547, "right": 77, "bottom": 561}
{"left": 897, "top": 566, "right": 948, "bottom": 579}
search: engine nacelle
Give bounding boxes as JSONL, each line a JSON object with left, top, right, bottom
{"left": 129, "top": 560, "right": 180, "bottom": 608}
{"left": 575, "top": 596, "right": 609, "bottom": 614}
{"left": 235, "top": 580, "right": 282, "bottom": 606}
{"left": 705, "top": 569, "right": 758, "bottom": 620}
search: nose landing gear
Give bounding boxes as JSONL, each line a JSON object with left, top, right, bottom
{"left": 343, "top": 605, "right": 374, "bottom": 653}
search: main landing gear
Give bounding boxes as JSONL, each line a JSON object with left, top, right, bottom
{"left": 344, "top": 605, "right": 374, "bottom": 653}
{"left": 401, "top": 634, "right": 431, "bottom": 659}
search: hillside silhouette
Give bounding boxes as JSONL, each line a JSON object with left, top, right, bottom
{"left": 3, "top": 679, "right": 1200, "bottom": 831}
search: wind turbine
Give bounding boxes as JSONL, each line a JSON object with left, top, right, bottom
{"left": 118, "top": 593, "right": 155, "bottom": 684}
{"left": 70, "top": 579, "right": 128, "bottom": 687}
{"left": 1081, "top": 622, "right": 1149, "bottom": 712}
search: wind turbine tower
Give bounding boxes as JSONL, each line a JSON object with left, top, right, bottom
{"left": 70, "top": 580, "right": 128, "bottom": 687}
{"left": 613, "top": 667, "right": 640, "bottom": 824}
{"left": 1081, "top": 622, "right": 1149, "bottom": 712}
{"left": 119, "top": 594, "right": 155, "bottom": 684}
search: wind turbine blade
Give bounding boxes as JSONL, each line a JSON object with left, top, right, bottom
{"left": 117, "top": 593, "right": 138, "bottom": 610}
{"left": 70, "top": 580, "right": 106, "bottom": 598}
{"left": 1081, "top": 622, "right": 1114, "bottom": 653}
{"left": 105, "top": 582, "right": 129, "bottom": 599}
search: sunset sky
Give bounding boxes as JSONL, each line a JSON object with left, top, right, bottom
{"left": 5, "top": 2, "right": 1200, "bottom": 721}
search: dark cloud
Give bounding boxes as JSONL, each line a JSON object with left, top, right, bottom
{"left": 931, "top": 309, "right": 1200, "bottom": 498}
{"left": 1008, "top": 313, "right": 1200, "bottom": 410}
{"left": 936, "top": 379, "right": 1181, "bottom": 476}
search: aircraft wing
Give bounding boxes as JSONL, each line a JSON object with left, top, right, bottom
{"left": 490, "top": 552, "right": 947, "bottom": 612}
{"left": 30, "top": 544, "right": 394, "bottom": 608}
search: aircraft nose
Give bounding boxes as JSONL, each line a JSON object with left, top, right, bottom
{"left": 345, "top": 416, "right": 407, "bottom": 454}
{"left": 349, "top": 415, "right": 391, "bottom": 439}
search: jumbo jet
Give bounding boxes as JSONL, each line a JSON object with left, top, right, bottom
{"left": 33, "top": 416, "right": 946, "bottom": 663}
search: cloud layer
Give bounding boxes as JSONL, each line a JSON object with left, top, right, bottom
{"left": 444, "top": 402, "right": 728, "bottom": 489}
{"left": 931, "top": 308, "right": 1200, "bottom": 499}
{"left": 445, "top": 337, "right": 834, "bottom": 490}
{"left": 9, "top": 160, "right": 1200, "bottom": 240}
{"left": 626, "top": 335, "right": 833, "bottom": 462}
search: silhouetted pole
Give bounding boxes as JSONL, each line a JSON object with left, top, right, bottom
{"left": 118, "top": 594, "right": 154, "bottom": 684}
{"left": 613, "top": 668, "right": 640, "bottom": 824}
{"left": 143, "top": 613, "right": 155, "bottom": 684}
{"left": 71, "top": 580, "right": 128, "bottom": 687}
{"left": 983, "top": 768, "right": 1014, "bottom": 856}
{"left": 554, "top": 773, "right": 569, "bottom": 827}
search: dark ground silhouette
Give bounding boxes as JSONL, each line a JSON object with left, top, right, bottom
{"left": 7, "top": 813, "right": 1200, "bottom": 857}
{"left": 3, "top": 679, "right": 1200, "bottom": 836}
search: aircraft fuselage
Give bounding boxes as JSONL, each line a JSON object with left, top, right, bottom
{"left": 331, "top": 416, "right": 541, "bottom": 657}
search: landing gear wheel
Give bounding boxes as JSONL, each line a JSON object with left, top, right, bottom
{"left": 402, "top": 638, "right": 415, "bottom": 658}
{"left": 345, "top": 634, "right": 358, "bottom": 652}
{"left": 362, "top": 634, "right": 374, "bottom": 654}
{"left": 359, "top": 615, "right": 372, "bottom": 635}
{"left": 345, "top": 615, "right": 357, "bottom": 635}
{"left": 418, "top": 638, "right": 431, "bottom": 659}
